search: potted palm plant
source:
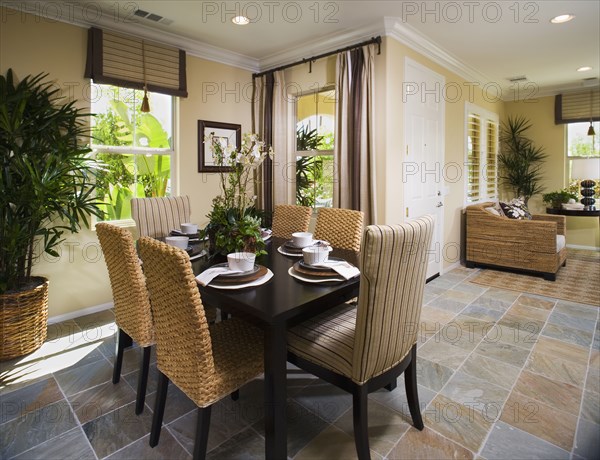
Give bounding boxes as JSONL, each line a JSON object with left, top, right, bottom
{"left": 0, "top": 69, "right": 103, "bottom": 360}
{"left": 498, "top": 115, "right": 548, "bottom": 205}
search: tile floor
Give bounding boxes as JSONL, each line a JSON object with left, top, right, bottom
{"left": 1, "top": 266, "right": 599, "bottom": 459}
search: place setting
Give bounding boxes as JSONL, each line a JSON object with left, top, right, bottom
{"left": 196, "top": 252, "right": 273, "bottom": 290}
{"left": 277, "top": 231, "right": 334, "bottom": 257}
{"left": 288, "top": 244, "right": 360, "bottom": 284}
{"left": 165, "top": 223, "right": 207, "bottom": 260}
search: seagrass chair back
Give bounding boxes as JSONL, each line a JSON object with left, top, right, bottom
{"left": 271, "top": 204, "right": 312, "bottom": 239}
{"left": 314, "top": 207, "right": 364, "bottom": 251}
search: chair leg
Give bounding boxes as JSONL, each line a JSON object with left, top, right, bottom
{"left": 405, "top": 346, "right": 424, "bottom": 430}
{"left": 135, "top": 346, "right": 152, "bottom": 415}
{"left": 230, "top": 390, "right": 239, "bottom": 401}
{"left": 112, "top": 328, "right": 132, "bottom": 384}
{"left": 150, "top": 372, "right": 170, "bottom": 447}
{"left": 385, "top": 379, "right": 397, "bottom": 392}
{"left": 352, "top": 385, "right": 371, "bottom": 460}
{"left": 193, "top": 406, "right": 212, "bottom": 460}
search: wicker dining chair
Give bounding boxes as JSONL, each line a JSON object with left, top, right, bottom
{"left": 138, "top": 237, "right": 264, "bottom": 459}
{"left": 271, "top": 204, "right": 312, "bottom": 239}
{"left": 96, "top": 223, "right": 154, "bottom": 415}
{"left": 314, "top": 207, "right": 364, "bottom": 251}
{"left": 131, "top": 195, "right": 191, "bottom": 239}
{"left": 287, "top": 216, "right": 434, "bottom": 460}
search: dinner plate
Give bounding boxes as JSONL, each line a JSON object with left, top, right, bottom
{"left": 210, "top": 262, "right": 259, "bottom": 279}
{"left": 288, "top": 267, "right": 345, "bottom": 283}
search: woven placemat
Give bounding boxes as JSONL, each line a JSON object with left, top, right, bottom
{"left": 469, "top": 257, "right": 600, "bottom": 306}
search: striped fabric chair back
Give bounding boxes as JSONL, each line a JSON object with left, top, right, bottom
{"left": 131, "top": 196, "right": 191, "bottom": 238}
{"left": 351, "top": 215, "right": 434, "bottom": 384}
{"left": 271, "top": 204, "right": 312, "bottom": 239}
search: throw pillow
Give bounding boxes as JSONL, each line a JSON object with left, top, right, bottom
{"left": 499, "top": 197, "right": 532, "bottom": 220}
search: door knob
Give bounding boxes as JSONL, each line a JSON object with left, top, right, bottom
{"left": 436, "top": 202, "right": 443, "bottom": 207}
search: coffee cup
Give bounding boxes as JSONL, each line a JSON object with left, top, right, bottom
{"left": 180, "top": 223, "right": 198, "bottom": 234}
{"left": 291, "top": 232, "right": 313, "bottom": 248}
{"left": 227, "top": 252, "right": 256, "bottom": 272}
{"left": 165, "top": 236, "right": 189, "bottom": 249}
{"left": 303, "top": 246, "right": 329, "bottom": 265}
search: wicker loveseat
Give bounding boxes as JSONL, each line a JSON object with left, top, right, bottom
{"left": 465, "top": 202, "right": 567, "bottom": 280}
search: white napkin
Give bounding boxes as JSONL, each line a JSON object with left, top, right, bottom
{"left": 195, "top": 266, "right": 241, "bottom": 286}
{"left": 313, "top": 260, "right": 360, "bottom": 280}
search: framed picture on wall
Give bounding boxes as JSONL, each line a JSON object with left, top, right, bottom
{"left": 198, "top": 120, "right": 241, "bottom": 172}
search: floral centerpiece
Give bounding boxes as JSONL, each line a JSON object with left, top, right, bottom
{"left": 202, "top": 132, "right": 273, "bottom": 256}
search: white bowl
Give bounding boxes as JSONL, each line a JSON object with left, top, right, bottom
{"left": 227, "top": 252, "right": 256, "bottom": 272}
{"left": 303, "top": 246, "right": 329, "bottom": 265}
{"left": 165, "top": 236, "right": 189, "bottom": 249}
{"left": 180, "top": 223, "right": 198, "bottom": 234}
{"left": 292, "top": 232, "right": 313, "bottom": 248}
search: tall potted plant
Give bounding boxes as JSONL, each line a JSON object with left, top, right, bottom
{"left": 0, "top": 69, "right": 103, "bottom": 360}
{"left": 498, "top": 115, "right": 547, "bottom": 205}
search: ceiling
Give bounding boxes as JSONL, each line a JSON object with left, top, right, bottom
{"left": 20, "top": 0, "right": 600, "bottom": 98}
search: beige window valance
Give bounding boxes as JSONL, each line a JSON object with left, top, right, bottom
{"left": 555, "top": 88, "right": 599, "bottom": 124}
{"left": 85, "top": 27, "right": 188, "bottom": 97}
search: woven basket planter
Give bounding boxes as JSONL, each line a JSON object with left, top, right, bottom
{"left": 0, "top": 277, "right": 49, "bottom": 361}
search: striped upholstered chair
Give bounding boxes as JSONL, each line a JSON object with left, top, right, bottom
{"left": 271, "top": 204, "right": 312, "bottom": 239}
{"left": 131, "top": 195, "right": 191, "bottom": 238}
{"left": 138, "top": 237, "right": 264, "bottom": 459}
{"left": 96, "top": 223, "right": 154, "bottom": 415}
{"left": 287, "top": 216, "right": 434, "bottom": 460}
{"left": 314, "top": 207, "right": 364, "bottom": 251}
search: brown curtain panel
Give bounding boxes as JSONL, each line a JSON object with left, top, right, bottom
{"left": 334, "top": 45, "right": 376, "bottom": 224}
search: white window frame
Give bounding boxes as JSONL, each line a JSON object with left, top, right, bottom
{"left": 464, "top": 103, "right": 499, "bottom": 205}
{"left": 90, "top": 84, "right": 176, "bottom": 227}
{"left": 294, "top": 86, "right": 336, "bottom": 210}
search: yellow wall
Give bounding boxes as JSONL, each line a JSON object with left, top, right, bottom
{"left": 0, "top": 9, "right": 241, "bottom": 318}
{"left": 504, "top": 97, "right": 599, "bottom": 248}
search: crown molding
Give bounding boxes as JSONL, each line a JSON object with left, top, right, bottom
{"left": 4, "top": 2, "right": 260, "bottom": 72}
{"left": 258, "top": 20, "right": 384, "bottom": 72}
{"left": 383, "top": 17, "right": 492, "bottom": 87}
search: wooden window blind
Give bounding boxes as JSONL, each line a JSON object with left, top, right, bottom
{"left": 466, "top": 113, "right": 481, "bottom": 203}
{"left": 486, "top": 120, "right": 498, "bottom": 199}
{"left": 555, "top": 89, "right": 599, "bottom": 124}
{"left": 85, "top": 27, "right": 188, "bottom": 97}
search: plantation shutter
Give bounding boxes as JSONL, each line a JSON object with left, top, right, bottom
{"left": 555, "top": 89, "right": 600, "bottom": 124}
{"left": 466, "top": 113, "right": 481, "bottom": 203}
{"left": 85, "top": 27, "right": 188, "bottom": 97}
{"left": 486, "top": 120, "right": 498, "bottom": 199}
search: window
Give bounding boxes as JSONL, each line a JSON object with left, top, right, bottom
{"left": 566, "top": 121, "right": 599, "bottom": 198}
{"left": 91, "top": 84, "right": 174, "bottom": 222}
{"left": 465, "top": 104, "right": 499, "bottom": 204}
{"left": 295, "top": 88, "right": 335, "bottom": 209}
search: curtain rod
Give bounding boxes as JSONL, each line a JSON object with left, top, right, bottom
{"left": 252, "top": 36, "right": 381, "bottom": 79}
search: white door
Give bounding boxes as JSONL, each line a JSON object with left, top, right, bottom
{"left": 403, "top": 59, "right": 445, "bottom": 280}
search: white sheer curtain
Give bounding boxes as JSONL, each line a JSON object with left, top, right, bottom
{"left": 334, "top": 44, "right": 376, "bottom": 224}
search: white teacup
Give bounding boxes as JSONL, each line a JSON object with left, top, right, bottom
{"left": 180, "top": 223, "right": 198, "bottom": 234}
{"left": 227, "top": 252, "right": 256, "bottom": 272}
{"left": 165, "top": 236, "right": 189, "bottom": 249}
{"left": 303, "top": 246, "right": 329, "bottom": 265}
{"left": 292, "top": 232, "right": 313, "bottom": 248}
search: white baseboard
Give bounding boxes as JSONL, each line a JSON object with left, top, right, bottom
{"left": 442, "top": 261, "right": 462, "bottom": 274}
{"left": 566, "top": 244, "right": 600, "bottom": 251}
{"left": 48, "top": 302, "right": 114, "bottom": 324}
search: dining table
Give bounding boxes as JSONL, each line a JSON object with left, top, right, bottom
{"left": 191, "top": 237, "right": 360, "bottom": 459}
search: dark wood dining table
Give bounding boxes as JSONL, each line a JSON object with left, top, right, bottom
{"left": 192, "top": 237, "right": 360, "bottom": 459}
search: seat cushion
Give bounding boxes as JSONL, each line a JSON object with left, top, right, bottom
{"left": 287, "top": 303, "right": 356, "bottom": 379}
{"left": 556, "top": 234, "right": 566, "bottom": 253}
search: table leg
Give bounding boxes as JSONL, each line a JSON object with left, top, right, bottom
{"left": 264, "top": 325, "right": 287, "bottom": 460}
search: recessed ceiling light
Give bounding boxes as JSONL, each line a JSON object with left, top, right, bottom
{"left": 550, "top": 14, "right": 575, "bottom": 24}
{"left": 232, "top": 16, "right": 249, "bottom": 25}
{"left": 577, "top": 66, "right": 593, "bottom": 72}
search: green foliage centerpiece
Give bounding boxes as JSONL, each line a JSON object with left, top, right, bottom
{"left": 202, "top": 132, "right": 273, "bottom": 256}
